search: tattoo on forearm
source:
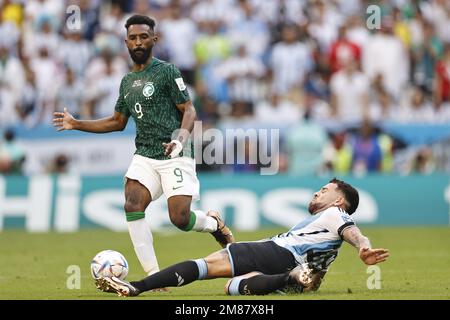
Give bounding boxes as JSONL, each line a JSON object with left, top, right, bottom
{"left": 345, "top": 228, "right": 371, "bottom": 249}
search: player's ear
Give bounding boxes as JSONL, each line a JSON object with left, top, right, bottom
{"left": 334, "top": 196, "right": 345, "bottom": 207}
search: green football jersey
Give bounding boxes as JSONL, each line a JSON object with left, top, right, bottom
{"left": 115, "top": 57, "right": 192, "bottom": 160}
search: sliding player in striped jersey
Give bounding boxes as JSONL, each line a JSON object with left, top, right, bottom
{"left": 96, "top": 178, "right": 389, "bottom": 296}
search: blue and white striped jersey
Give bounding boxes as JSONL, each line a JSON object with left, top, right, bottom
{"left": 271, "top": 206, "right": 355, "bottom": 271}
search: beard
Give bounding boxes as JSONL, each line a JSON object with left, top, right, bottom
{"left": 308, "top": 202, "right": 315, "bottom": 214}
{"left": 129, "top": 46, "right": 152, "bottom": 64}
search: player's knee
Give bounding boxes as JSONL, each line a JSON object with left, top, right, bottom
{"left": 169, "top": 209, "right": 190, "bottom": 229}
{"left": 124, "top": 199, "right": 144, "bottom": 213}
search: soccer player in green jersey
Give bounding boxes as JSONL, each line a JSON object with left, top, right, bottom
{"left": 53, "top": 15, "right": 235, "bottom": 279}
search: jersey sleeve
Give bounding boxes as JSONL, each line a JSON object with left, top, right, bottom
{"left": 114, "top": 77, "right": 131, "bottom": 117}
{"left": 321, "top": 207, "right": 355, "bottom": 238}
{"left": 167, "top": 64, "right": 190, "bottom": 105}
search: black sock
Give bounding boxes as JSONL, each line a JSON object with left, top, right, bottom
{"left": 130, "top": 261, "right": 199, "bottom": 292}
{"left": 238, "top": 273, "right": 290, "bottom": 295}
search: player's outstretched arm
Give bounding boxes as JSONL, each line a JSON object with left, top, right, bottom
{"left": 53, "top": 109, "right": 128, "bottom": 133}
{"left": 342, "top": 226, "right": 389, "bottom": 265}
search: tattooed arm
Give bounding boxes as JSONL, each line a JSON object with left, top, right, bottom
{"left": 342, "top": 226, "right": 389, "bottom": 265}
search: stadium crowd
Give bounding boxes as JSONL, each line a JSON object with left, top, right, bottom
{"left": 0, "top": 0, "right": 449, "bottom": 175}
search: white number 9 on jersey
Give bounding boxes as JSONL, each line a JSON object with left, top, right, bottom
{"left": 134, "top": 102, "right": 143, "bottom": 119}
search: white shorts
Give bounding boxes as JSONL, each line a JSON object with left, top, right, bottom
{"left": 125, "top": 155, "right": 200, "bottom": 201}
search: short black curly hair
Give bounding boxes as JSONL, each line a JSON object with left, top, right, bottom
{"left": 330, "top": 178, "right": 359, "bottom": 215}
{"left": 125, "top": 15, "right": 156, "bottom": 31}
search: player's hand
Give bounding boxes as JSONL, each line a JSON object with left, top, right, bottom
{"left": 359, "top": 247, "right": 389, "bottom": 265}
{"left": 162, "top": 140, "right": 183, "bottom": 158}
{"left": 53, "top": 108, "right": 76, "bottom": 131}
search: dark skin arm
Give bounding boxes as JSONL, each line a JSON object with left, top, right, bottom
{"left": 53, "top": 108, "right": 129, "bottom": 133}
{"left": 162, "top": 100, "right": 197, "bottom": 156}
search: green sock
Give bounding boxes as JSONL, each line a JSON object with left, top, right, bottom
{"left": 179, "top": 211, "right": 196, "bottom": 232}
{"left": 126, "top": 211, "right": 145, "bottom": 222}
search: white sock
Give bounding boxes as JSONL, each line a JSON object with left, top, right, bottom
{"left": 191, "top": 210, "right": 218, "bottom": 233}
{"left": 127, "top": 219, "right": 160, "bottom": 275}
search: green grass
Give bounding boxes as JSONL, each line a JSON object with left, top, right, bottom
{"left": 0, "top": 227, "right": 449, "bottom": 300}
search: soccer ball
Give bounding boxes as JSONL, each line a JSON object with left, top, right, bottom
{"left": 90, "top": 250, "right": 129, "bottom": 280}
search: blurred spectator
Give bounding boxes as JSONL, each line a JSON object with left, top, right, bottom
{"left": 351, "top": 119, "right": 382, "bottom": 175}
{"left": 191, "top": 0, "right": 231, "bottom": 25}
{"left": 303, "top": 69, "right": 330, "bottom": 101}
{"left": 194, "top": 21, "right": 231, "bottom": 101}
{"left": 0, "top": 89, "right": 19, "bottom": 127}
{"left": 285, "top": 112, "right": 328, "bottom": 175}
{"left": 29, "top": 46, "right": 61, "bottom": 124}
{"left": 194, "top": 95, "right": 220, "bottom": 127}
{"left": 407, "top": 147, "right": 436, "bottom": 174}
{"left": 58, "top": 29, "right": 93, "bottom": 78}
{"left": 46, "top": 153, "right": 70, "bottom": 174}
{"left": 24, "top": 15, "right": 60, "bottom": 59}
{"left": 132, "top": 0, "right": 152, "bottom": 16}
{"left": 24, "top": 0, "right": 63, "bottom": 27}
{"left": 0, "top": 129, "right": 25, "bottom": 174}
{"left": 83, "top": 51, "right": 122, "bottom": 118}
{"left": 0, "top": 43, "right": 24, "bottom": 98}
{"left": 253, "top": 0, "right": 306, "bottom": 27}
{"left": 1, "top": 0, "right": 24, "bottom": 26}
{"left": 393, "top": 7, "right": 411, "bottom": 48}
{"left": 302, "top": 92, "right": 331, "bottom": 123}
{"left": 433, "top": 44, "right": 450, "bottom": 107}
{"left": 159, "top": 1, "right": 197, "bottom": 85}
{"left": 254, "top": 91, "right": 301, "bottom": 126}
{"left": 369, "top": 79, "right": 397, "bottom": 123}
{"left": 322, "top": 131, "right": 353, "bottom": 175}
{"left": 83, "top": 47, "right": 127, "bottom": 116}
{"left": 307, "top": 0, "right": 342, "bottom": 53}
{"left": 269, "top": 23, "right": 313, "bottom": 95}
{"left": 397, "top": 86, "right": 435, "bottom": 123}
{"left": 215, "top": 45, "right": 267, "bottom": 104}
{"left": 16, "top": 67, "right": 39, "bottom": 124}
{"left": 0, "top": 9, "right": 21, "bottom": 54}
{"left": 345, "top": 15, "right": 370, "bottom": 49}
{"left": 226, "top": 0, "right": 269, "bottom": 59}
{"left": 378, "top": 133, "right": 394, "bottom": 173}
{"left": 99, "top": 2, "right": 128, "bottom": 37}
{"left": 330, "top": 57, "right": 369, "bottom": 123}
{"left": 194, "top": 21, "right": 231, "bottom": 66}
{"left": 77, "top": 0, "right": 101, "bottom": 41}
{"left": 362, "top": 18, "right": 409, "bottom": 100}
{"left": 420, "top": 0, "right": 450, "bottom": 43}
{"left": 328, "top": 25, "right": 361, "bottom": 74}
{"left": 411, "top": 21, "right": 443, "bottom": 93}
{"left": 228, "top": 100, "right": 253, "bottom": 120}
{"left": 56, "top": 68, "right": 84, "bottom": 118}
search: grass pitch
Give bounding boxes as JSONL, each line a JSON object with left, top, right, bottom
{"left": 0, "top": 227, "right": 449, "bottom": 300}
